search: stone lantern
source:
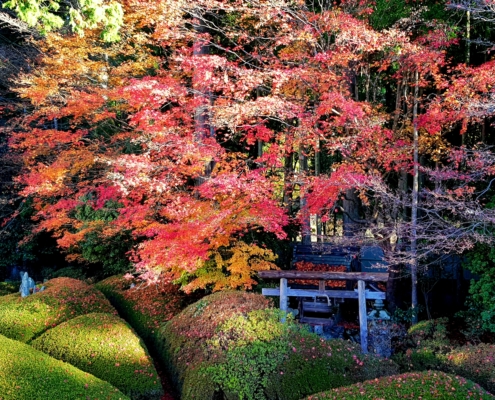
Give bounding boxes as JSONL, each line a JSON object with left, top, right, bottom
{"left": 367, "top": 299, "right": 392, "bottom": 357}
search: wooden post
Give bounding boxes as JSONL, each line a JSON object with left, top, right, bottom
{"left": 358, "top": 280, "right": 368, "bottom": 354}
{"left": 318, "top": 280, "right": 325, "bottom": 293}
{"left": 280, "top": 278, "right": 288, "bottom": 323}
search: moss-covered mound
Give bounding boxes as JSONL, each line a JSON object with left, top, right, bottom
{"left": 31, "top": 313, "right": 163, "bottom": 399}
{"left": 158, "top": 291, "right": 273, "bottom": 389}
{"left": 304, "top": 370, "right": 495, "bottom": 399}
{"left": 0, "top": 277, "right": 115, "bottom": 342}
{"left": 394, "top": 322, "right": 495, "bottom": 394}
{"left": 445, "top": 343, "right": 495, "bottom": 393}
{"left": 159, "top": 293, "right": 398, "bottom": 400}
{"left": 0, "top": 333, "right": 129, "bottom": 400}
{"left": 94, "top": 275, "right": 195, "bottom": 343}
{"left": 0, "top": 281, "right": 19, "bottom": 296}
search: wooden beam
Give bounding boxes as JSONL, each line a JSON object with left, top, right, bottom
{"left": 259, "top": 271, "right": 389, "bottom": 282}
{"left": 280, "top": 278, "right": 288, "bottom": 323}
{"left": 261, "top": 288, "right": 386, "bottom": 300}
{"left": 358, "top": 280, "right": 368, "bottom": 354}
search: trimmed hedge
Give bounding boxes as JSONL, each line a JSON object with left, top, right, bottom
{"left": 159, "top": 292, "right": 398, "bottom": 400}
{"left": 0, "top": 277, "right": 115, "bottom": 342}
{"left": 0, "top": 281, "right": 19, "bottom": 296}
{"left": 94, "top": 275, "right": 191, "bottom": 344}
{"left": 445, "top": 343, "right": 495, "bottom": 393}
{"left": 395, "top": 338, "right": 495, "bottom": 393}
{"left": 304, "top": 371, "right": 494, "bottom": 399}
{"left": 31, "top": 313, "right": 163, "bottom": 400}
{"left": 0, "top": 333, "right": 129, "bottom": 400}
{"left": 158, "top": 291, "right": 273, "bottom": 390}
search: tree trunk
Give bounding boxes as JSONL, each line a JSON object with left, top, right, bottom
{"left": 283, "top": 152, "right": 294, "bottom": 215}
{"left": 411, "top": 70, "right": 420, "bottom": 324}
{"left": 343, "top": 189, "right": 360, "bottom": 237}
{"left": 466, "top": 10, "right": 471, "bottom": 66}
{"left": 299, "top": 147, "right": 311, "bottom": 244}
{"left": 193, "top": 19, "right": 213, "bottom": 185}
{"left": 315, "top": 140, "right": 322, "bottom": 242}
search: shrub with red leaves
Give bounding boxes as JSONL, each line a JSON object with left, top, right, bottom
{"left": 290, "top": 261, "right": 347, "bottom": 288}
{"left": 95, "top": 275, "right": 194, "bottom": 343}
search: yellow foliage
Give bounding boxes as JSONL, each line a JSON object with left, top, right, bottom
{"left": 182, "top": 241, "right": 278, "bottom": 293}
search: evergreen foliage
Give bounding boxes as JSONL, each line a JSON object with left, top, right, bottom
{"left": 464, "top": 245, "right": 495, "bottom": 333}
{"left": 0, "top": 281, "right": 19, "bottom": 296}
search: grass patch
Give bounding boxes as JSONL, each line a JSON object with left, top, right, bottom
{"left": 304, "top": 370, "right": 494, "bottom": 399}
{"left": 0, "top": 277, "right": 115, "bottom": 343}
{"left": 0, "top": 333, "right": 129, "bottom": 399}
{"left": 31, "top": 312, "right": 163, "bottom": 399}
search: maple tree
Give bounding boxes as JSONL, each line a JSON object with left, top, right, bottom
{"left": 3, "top": 0, "right": 495, "bottom": 319}
{"left": 6, "top": 0, "right": 295, "bottom": 290}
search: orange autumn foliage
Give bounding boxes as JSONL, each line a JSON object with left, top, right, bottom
{"left": 290, "top": 261, "right": 347, "bottom": 288}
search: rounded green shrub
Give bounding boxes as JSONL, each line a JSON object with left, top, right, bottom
{"left": 0, "top": 333, "right": 129, "bottom": 399}
{"left": 263, "top": 335, "right": 398, "bottom": 400}
{"left": 0, "top": 277, "right": 115, "bottom": 342}
{"left": 393, "top": 317, "right": 453, "bottom": 373}
{"left": 0, "top": 281, "right": 19, "bottom": 296}
{"left": 394, "top": 347, "right": 445, "bottom": 373}
{"left": 158, "top": 291, "right": 273, "bottom": 391}
{"left": 445, "top": 343, "right": 495, "bottom": 393}
{"left": 50, "top": 266, "right": 88, "bottom": 281}
{"left": 407, "top": 317, "right": 451, "bottom": 351}
{"left": 95, "top": 275, "right": 192, "bottom": 343}
{"left": 31, "top": 312, "right": 163, "bottom": 399}
{"left": 304, "top": 371, "right": 494, "bottom": 399}
{"left": 160, "top": 293, "right": 398, "bottom": 400}
{"left": 393, "top": 328, "right": 495, "bottom": 392}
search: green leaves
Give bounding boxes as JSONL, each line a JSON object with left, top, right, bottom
{"left": 464, "top": 245, "right": 495, "bottom": 333}
{"left": 3, "top": 0, "right": 123, "bottom": 41}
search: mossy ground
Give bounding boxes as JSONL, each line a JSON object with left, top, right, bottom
{"left": 0, "top": 333, "right": 129, "bottom": 400}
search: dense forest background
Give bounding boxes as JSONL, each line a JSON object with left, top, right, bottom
{"left": 1, "top": 0, "right": 495, "bottom": 330}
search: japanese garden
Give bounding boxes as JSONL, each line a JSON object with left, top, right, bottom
{"left": 1, "top": 0, "right": 495, "bottom": 398}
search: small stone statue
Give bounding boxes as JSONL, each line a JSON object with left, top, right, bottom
{"left": 19, "top": 272, "right": 30, "bottom": 297}
{"left": 28, "top": 277, "right": 36, "bottom": 294}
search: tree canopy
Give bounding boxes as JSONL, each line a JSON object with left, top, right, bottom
{"left": 2, "top": 0, "right": 495, "bottom": 308}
